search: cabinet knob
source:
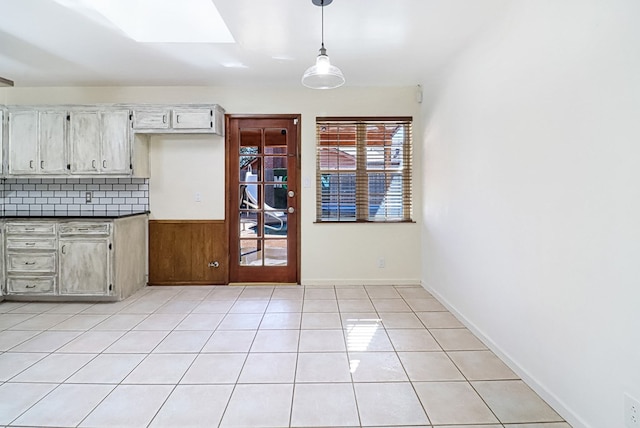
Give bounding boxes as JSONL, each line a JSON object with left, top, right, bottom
{"left": 208, "top": 261, "right": 220, "bottom": 268}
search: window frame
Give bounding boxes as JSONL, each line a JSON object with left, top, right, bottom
{"left": 315, "top": 116, "right": 413, "bottom": 223}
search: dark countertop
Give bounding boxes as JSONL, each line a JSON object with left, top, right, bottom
{"left": 1, "top": 211, "right": 150, "bottom": 219}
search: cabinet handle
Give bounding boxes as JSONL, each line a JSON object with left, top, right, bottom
{"left": 176, "top": 115, "right": 181, "bottom": 124}
{"left": 61, "top": 245, "right": 66, "bottom": 254}
{"left": 41, "top": 160, "right": 45, "bottom": 169}
{"left": 163, "top": 115, "right": 167, "bottom": 123}
{"left": 92, "top": 160, "right": 96, "bottom": 169}
{"left": 78, "top": 228, "right": 89, "bottom": 231}
{"left": 208, "top": 261, "right": 220, "bottom": 268}
{"left": 25, "top": 228, "right": 35, "bottom": 231}
{"left": 103, "top": 160, "right": 107, "bottom": 169}
{"left": 25, "top": 242, "right": 36, "bottom": 246}
{"left": 30, "top": 160, "right": 34, "bottom": 169}
{"left": 24, "top": 261, "right": 36, "bottom": 265}
{"left": 26, "top": 285, "right": 36, "bottom": 289}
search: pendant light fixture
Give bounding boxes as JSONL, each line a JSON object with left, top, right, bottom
{"left": 302, "top": 0, "right": 345, "bottom": 89}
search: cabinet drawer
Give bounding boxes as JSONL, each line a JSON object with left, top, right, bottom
{"left": 6, "top": 238, "right": 56, "bottom": 251}
{"left": 7, "top": 253, "right": 57, "bottom": 273}
{"left": 132, "top": 109, "right": 170, "bottom": 129}
{"left": 172, "top": 108, "right": 212, "bottom": 129}
{"left": 5, "top": 223, "right": 56, "bottom": 235}
{"left": 59, "top": 223, "right": 111, "bottom": 236}
{"left": 7, "top": 277, "right": 55, "bottom": 294}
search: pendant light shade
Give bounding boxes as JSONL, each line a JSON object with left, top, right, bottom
{"left": 302, "top": 45, "right": 345, "bottom": 89}
{"left": 302, "top": 0, "right": 345, "bottom": 89}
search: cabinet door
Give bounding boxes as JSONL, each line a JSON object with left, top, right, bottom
{"left": 69, "top": 112, "right": 101, "bottom": 173}
{"left": 101, "top": 110, "right": 131, "bottom": 174}
{"left": 132, "top": 109, "right": 170, "bottom": 129}
{"left": 0, "top": 110, "right": 4, "bottom": 175}
{"left": 8, "top": 110, "right": 38, "bottom": 174}
{"left": 172, "top": 108, "right": 212, "bottom": 129}
{"left": 39, "top": 111, "right": 67, "bottom": 174}
{"left": 59, "top": 239, "right": 110, "bottom": 295}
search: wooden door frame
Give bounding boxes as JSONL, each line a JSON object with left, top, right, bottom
{"left": 225, "top": 114, "right": 301, "bottom": 284}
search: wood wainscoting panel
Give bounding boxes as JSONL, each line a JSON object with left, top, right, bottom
{"left": 149, "top": 220, "right": 228, "bottom": 285}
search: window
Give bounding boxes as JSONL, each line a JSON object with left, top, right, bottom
{"left": 316, "top": 117, "right": 413, "bottom": 222}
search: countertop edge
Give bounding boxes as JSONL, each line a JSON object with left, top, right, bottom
{"left": 0, "top": 211, "right": 150, "bottom": 220}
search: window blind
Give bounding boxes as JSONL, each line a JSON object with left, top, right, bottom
{"left": 316, "top": 117, "right": 413, "bottom": 222}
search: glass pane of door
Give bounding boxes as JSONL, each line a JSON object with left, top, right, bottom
{"left": 238, "top": 128, "right": 289, "bottom": 267}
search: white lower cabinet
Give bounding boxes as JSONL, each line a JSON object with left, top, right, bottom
{"left": 0, "top": 220, "right": 3, "bottom": 301}
{"left": 2, "top": 215, "right": 147, "bottom": 301}
{"left": 59, "top": 237, "right": 110, "bottom": 296}
{"left": 4, "top": 221, "right": 57, "bottom": 296}
{"left": 7, "top": 277, "right": 55, "bottom": 294}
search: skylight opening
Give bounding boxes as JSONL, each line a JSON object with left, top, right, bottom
{"left": 58, "top": 0, "right": 235, "bottom": 43}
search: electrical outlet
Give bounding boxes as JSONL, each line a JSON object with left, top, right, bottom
{"left": 378, "top": 257, "right": 385, "bottom": 268}
{"left": 626, "top": 394, "right": 640, "bottom": 428}
{"left": 85, "top": 191, "right": 92, "bottom": 203}
{"left": 195, "top": 192, "right": 202, "bottom": 202}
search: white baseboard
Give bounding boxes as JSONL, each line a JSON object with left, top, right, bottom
{"left": 302, "top": 279, "right": 421, "bottom": 287}
{"left": 422, "top": 281, "right": 590, "bottom": 428}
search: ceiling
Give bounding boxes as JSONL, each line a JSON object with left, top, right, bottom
{"left": 0, "top": 0, "right": 511, "bottom": 88}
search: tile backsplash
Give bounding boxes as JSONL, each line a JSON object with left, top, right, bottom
{"left": 0, "top": 177, "right": 149, "bottom": 215}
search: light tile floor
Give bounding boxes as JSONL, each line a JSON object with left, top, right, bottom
{"left": 0, "top": 285, "right": 572, "bottom": 428}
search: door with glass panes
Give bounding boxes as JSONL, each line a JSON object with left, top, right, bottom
{"left": 227, "top": 116, "right": 300, "bottom": 283}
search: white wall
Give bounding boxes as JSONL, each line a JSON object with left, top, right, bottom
{"left": 422, "top": 1, "right": 640, "bottom": 427}
{"left": 2, "top": 85, "right": 422, "bottom": 285}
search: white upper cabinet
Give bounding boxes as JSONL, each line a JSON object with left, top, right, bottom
{"left": 69, "top": 111, "right": 101, "bottom": 173}
{"left": 1, "top": 103, "right": 225, "bottom": 178}
{"left": 8, "top": 110, "right": 67, "bottom": 175}
{"left": 101, "top": 110, "right": 131, "bottom": 174}
{"left": 38, "top": 111, "right": 67, "bottom": 174}
{"left": 8, "top": 110, "right": 38, "bottom": 175}
{"left": 172, "top": 108, "right": 212, "bottom": 129}
{"left": 69, "top": 110, "right": 131, "bottom": 174}
{"left": 132, "top": 109, "right": 170, "bottom": 129}
{"left": 131, "top": 104, "right": 224, "bottom": 135}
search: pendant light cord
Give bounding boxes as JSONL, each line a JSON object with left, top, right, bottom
{"left": 321, "top": 0, "right": 325, "bottom": 49}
